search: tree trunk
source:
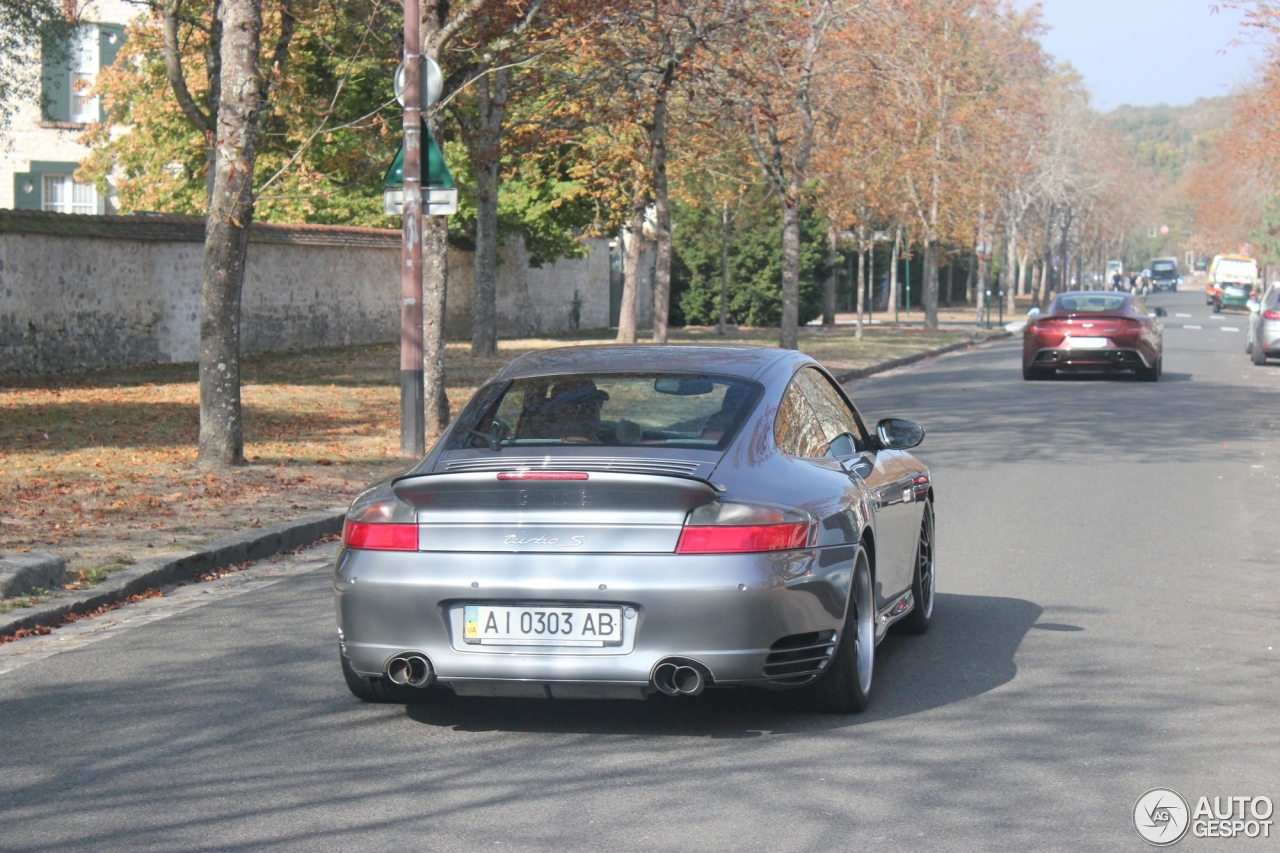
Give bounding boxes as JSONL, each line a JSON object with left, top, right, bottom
{"left": 615, "top": 173, "right": 647, "bottom": 343}
{"left": 965, "top": 254, "right": 974, "bottom": 305}
{"left": 197, "top": 0, "right": 263, "bottom": 468}
{"left": 923, "top": 240, "right": 939, "bottom": 330}
{"left": 779, "top": 195, "right": 802, "bottom": 350}
{"left": 423, "top": 212, "right": 450, "bottom": 433}
{"left": 1004, "top": 219, "right": 1018, "bottom": 314}
{"left": 1033, "top": 204, "right": 1054, "bottom": 309}
{"left": 974, "top": 204, "right": 986, "bottom": 325}
{"left": 470, "top": 67, "right": 507, "bottom": 359}
{"left": 823, "top": 225, "right": 838, "bottom": 327}
{"left": 889, "top": 224, "right": 901, "bottom": 320}
{"left": 650, "top": 78, "right": 673, "bottom": 344}
{"left": 855, "top": 227, "right": 865, "bottom": 342}
{"left": 718, "top": 200, "right": 730, "bottom": 334}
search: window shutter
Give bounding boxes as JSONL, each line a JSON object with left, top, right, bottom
{"left": 40, "top": 25, "right": 71, "bottom": 122}
{"left": 97, "top": 24, "right": 126, "bottom": 122}
{"left": 13, "top": 173, "right": 42, "bottom": 211}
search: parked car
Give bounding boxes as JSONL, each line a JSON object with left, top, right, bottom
{"left": 1022, "top": 292, "right": 1165, "bottom": 381}
{"left": 1247, "top": 283, "right": 1280, "bottom": 365}
{"left": 335, "top": 346, "right": 936, "bottom": 713}
{"left": 1209, "top": 254, "right": 1259, "bottom": 311}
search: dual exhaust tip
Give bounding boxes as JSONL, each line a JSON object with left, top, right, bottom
{"left": 652, "top": 660, "right": 706, "bottom": 696}
{"left": 388, "top": 653, "right": 705, "bottom": 696}
{"left": 385, "top": 653, "right": 434, "bottom": 688}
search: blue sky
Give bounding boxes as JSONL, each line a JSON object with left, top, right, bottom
{"left": 1024, "top": 0, "right": 1266, "bottom": 110}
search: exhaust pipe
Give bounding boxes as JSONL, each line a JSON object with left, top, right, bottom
{"left": 385, "top": 653, "right": 434, "bottom": 688}
{"left": 652, "top": 662, "right": 680, "bottom": 695}
{"left": 651, "top": 660, "right": 706, "bottom": 696}
{"left": 672, "top": 666, "right": 704, "bottom": 696}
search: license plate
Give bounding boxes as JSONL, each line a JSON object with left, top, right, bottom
{"left": 1227, "top": 287, "right": 1245, "bottom": 296}
{"left": 463, "top": 605, "right": 624, "bottom": 646}
{"left": 1066, "top": 336, "right": 1108, "bottom": 349}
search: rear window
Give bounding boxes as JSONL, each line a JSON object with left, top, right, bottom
{"left": 1054, "top": 294, "right": 1127, "bottom": 313}
{"left": 450, "top": 373, "right": 762, "bottom": 451}
{"left": 1152, "top": 261, "right": 1176, "bottom": 274}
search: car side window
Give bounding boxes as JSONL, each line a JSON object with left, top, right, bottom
{"left": 774, "top": 367, "right": 868, "bottom": 458}
{"left": 775, "top": 376, "right": 829, "bottom": 458}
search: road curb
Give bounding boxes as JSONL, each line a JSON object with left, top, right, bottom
{"left": 833, "top": 331, "right": 1012, "bottom": 383}
{"left": 0, "top": 509, "right": 345, "bottom": 639}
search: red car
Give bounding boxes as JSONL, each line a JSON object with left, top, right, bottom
{"left": 1022, "top": 293, "right": 1165, "bottom": 381}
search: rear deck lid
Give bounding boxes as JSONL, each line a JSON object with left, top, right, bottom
{"left": 392, "top": 471, "right": 718, "bottom": 553}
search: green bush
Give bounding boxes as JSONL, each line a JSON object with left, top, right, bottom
{"left": 672, "top": 184, "right": 830, "bottom": 328}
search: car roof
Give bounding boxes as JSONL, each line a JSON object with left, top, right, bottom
{"left": 494, "top": 344, "right": 796, "bottom": 381}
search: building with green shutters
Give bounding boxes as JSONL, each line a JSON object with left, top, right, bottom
{"left": 1, "top": 1, "right": 130, "bottom": 215}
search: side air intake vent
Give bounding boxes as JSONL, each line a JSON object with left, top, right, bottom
{"left": 443, "top": 456, "right": 704, "bottom": 477}
{"left": 762, "top": 630, "right": 837, "bottom": 683}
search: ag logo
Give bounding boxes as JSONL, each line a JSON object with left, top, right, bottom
{"left": 1135, "top": 788, "right": 1191, "bottom": 846}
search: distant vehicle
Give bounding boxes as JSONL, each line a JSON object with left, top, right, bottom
{"left": 1208, "top": 254, "right": 1259, "bottom": 312}
{"left": 1149, "top": 257, "right": 1179, "bottom": 292}
{"left": 1022, "top": 292, "right": 1165, "bottom": 381}
{"left": 1247, "top": 283, "right": 1280, "bottom": 365}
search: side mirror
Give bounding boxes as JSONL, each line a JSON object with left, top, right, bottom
{"left": 1027, "top": 306, "right": 1041, "bottom": 318}
{"left": 876, "top": 418, "right": 925, "bottom": 450}
{"left": 1152, "top": 307, "right": 1167, "bottom": 318}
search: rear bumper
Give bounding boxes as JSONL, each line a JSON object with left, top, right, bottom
{"left": 1256, "top": 321, "right": 1280, "bottom": 352}
{"left": 1028, "top": 347, "right": 1152, "bottom": 370}
{"left": 334, "top": 546, "right": 855, "bottom": 689}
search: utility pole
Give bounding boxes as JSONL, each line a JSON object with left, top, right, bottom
{"left": 400, "top": 0, "right": 424, "bottom": 457}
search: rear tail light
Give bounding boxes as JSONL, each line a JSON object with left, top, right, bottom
{"left": 676, "top": 501, "right": 814, "bottom": 554}
{"left": 343, "top": 481, "right": 417, "bottom": 550}
{"left": 342, "top": 520, "right": 418, "bottom": 551}
{"left": 1265, "top": 310, "right": 1280, "bottom": 321}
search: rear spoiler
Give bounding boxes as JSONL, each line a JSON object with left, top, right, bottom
{"left": 391, "top": 470, "right": 719, "bottom": 513}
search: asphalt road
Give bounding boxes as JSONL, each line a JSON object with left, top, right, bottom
{"left": 1, "top": 290, "right": 1277, "bottom": 852}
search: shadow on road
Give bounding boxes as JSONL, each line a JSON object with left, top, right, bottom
{"left": 403, "top": 593, "right": 1042, "bottom": 735}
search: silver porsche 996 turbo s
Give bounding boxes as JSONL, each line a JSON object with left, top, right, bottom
{"left": 334, "top": 345, "right": 934, "bottom": 713}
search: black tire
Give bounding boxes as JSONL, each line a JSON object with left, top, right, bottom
{"left": 340, "top": 648, "right": 449, "bottom": 704}
{"left": 1022, "top": 363, "right": 1048, "bottom": 381}
{"left": 1138, "top": 361, "right": 1159, "bottom": 382}
{"left": 797, "top": 547, "right": 874, "bottom": 713}
{"left": 1253, "top": 340, "right": 1268, "bottom": 365}
{"left": 895, "top": 500, "right": 935, "bottom": 635}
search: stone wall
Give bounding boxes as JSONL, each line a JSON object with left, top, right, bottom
{"left": 0, "top": 210, "right": 612, "bottom": 376}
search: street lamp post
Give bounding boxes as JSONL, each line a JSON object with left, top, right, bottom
{"left": 399, "top": 0, "right": 424, "bottom": 457}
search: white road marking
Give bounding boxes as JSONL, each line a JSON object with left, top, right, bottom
{"left": 1211, "top": 315, "right": 1225, "bottom": 321}
{"left": 0, "top": 544, "right": 338, "bottom": 677}
{"left": 1184, "top": 325, "right": 1202, "bottom": 330}
{"left": 1176, "top": 313, "right": 1192, "bottom": 318}
{"left": 1222, "top": 327, "right": 1240, "bottom": 332}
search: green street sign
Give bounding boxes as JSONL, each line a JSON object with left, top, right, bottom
{"left": 383, "top": 121, "right": 454, "bottom": 189}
